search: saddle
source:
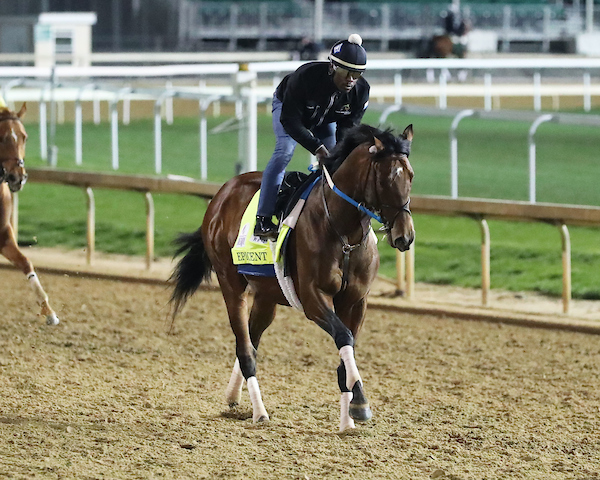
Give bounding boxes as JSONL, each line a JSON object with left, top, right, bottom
{"left": 232, "top": 170, "right": 320, "bottom": 279}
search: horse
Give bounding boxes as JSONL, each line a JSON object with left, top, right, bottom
{"left": 0, "top": 104, "right": 59, "bottom": 325}
{"left": 169, "top": 123, "right": 414, "bottom": 432}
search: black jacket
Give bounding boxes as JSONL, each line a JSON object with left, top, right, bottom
{"left": 275, "top": 62, "right": 370, "bottom": 154}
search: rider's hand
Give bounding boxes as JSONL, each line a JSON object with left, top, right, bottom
{"left": 315, "top": 145, "right": 329, "bottom": 161}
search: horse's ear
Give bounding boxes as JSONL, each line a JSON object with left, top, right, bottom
{"left": 17, "top": 103, "right": 27, "bottom": 119}
{"left": 403, "top": 124, "right": 413, "bottom": 142}
{"left": 368, "top": 136, "right": 384, "bottom": 154}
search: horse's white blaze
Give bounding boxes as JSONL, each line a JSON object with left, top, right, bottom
{"left": 246, "top": 376, "right": 269, "bottom": 422}
{"left": 27, "top": 272, "right": 48, "bottom": 305}
{"left": 225, "top": 358, "right": 244, "bottom": 405}
{"left": 10, "top": 127, "right": 18, "bottom": 144}
{"left": 339, "top": 345, "right": 361, "bottom": 390}
{"left": 339, "top": 392, "right": 355, "bottom": 432}
{"left": 389, "top": 166, "right": 403, "bottom": 182}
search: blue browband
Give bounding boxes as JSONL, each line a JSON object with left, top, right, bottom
{"left": 322, "top": 165, "right": 384, "bottom": 223}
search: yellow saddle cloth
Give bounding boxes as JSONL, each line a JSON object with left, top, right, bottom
{"left": 231, "top": 191, "right": 291, "bottom": 274}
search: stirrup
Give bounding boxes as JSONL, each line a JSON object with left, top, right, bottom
{"left": 254, "top": 216, "right": 278, "bottom": 241}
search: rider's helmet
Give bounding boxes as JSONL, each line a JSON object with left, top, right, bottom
{"left": 329, "top": 34, "right": 367, "bottom": 73}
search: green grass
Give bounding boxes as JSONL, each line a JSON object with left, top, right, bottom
{"left": 16, "top": 108, "right": 600, "bottom": 299}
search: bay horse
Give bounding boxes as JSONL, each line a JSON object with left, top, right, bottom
{"left": 170, "top": 124, "right": 414, "bottom": 432}
{"left": 0, "top": 104, "right": 59, "bottom": 325}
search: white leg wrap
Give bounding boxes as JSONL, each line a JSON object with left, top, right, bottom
{"left": 339, "top": 345, "right": 361, "bottom": 391}
{"left": 246, "top": 376, "right": 269, "bottom": 423}
{"left": 225, "top": 359, "right": 244, "bottom": 406}
{"left": 339, "top": 392, "right": 355, "bottom": 432}
{"left": 27, "top": 272, "right": 48, "bottom": 305}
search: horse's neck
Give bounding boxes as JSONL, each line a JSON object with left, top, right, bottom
{"left": 322, "top": 149, "right": 372, "bottom": 237}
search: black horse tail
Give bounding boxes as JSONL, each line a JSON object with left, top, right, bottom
{"left": 169, "top": 229, "right": 213, "bottom": 318}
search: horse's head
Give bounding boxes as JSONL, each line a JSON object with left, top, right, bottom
{"left": 0, "top": 103, "right": 28, "bottom": 192}
{"left": 363, "top": 125, "right": 415, "bottom": 252}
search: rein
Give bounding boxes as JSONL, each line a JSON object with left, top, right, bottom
{"left": 322, "top": 165, "right": 383, "bottom": 223}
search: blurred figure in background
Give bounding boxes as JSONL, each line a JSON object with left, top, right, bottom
{"left": 293, "top": 36, "right": 322, "bottom": 61}
{"left": 443, "top": 3, "right": 470, "bottom": 59}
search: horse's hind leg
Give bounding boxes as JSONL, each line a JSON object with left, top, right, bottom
{"left": 219, "top": 272, "right": 269, "bottom": 423}
{"left": 0, "top": 225, "right": 59, "bottom": 325}
{"left": 225, "top": 293, "right": 276, "bottom": 409}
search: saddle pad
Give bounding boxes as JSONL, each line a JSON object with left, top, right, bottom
{"left": 232, "top": 191, "right": 291, "bottom": 276}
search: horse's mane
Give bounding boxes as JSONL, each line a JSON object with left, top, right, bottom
{"left": 0, "top": 107, "right": 18, "bottom": 121}
{"left": 325, "top": 124, "right": 407, "bottom": 174}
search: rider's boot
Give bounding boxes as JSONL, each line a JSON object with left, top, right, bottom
{"left": 254, "top": 215, "right": 278, "bottom": 241}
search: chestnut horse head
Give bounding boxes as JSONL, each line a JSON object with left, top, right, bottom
{"left": 0, "top": 104, "right": 28, "bottom": 192}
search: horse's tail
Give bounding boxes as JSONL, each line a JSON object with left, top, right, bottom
{"left": 169, "top": 229, "right": 213, "bottom": 318}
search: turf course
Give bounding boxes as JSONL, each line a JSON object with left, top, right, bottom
{"left": 16, "top": 106, "right": 600, "bottom": 299}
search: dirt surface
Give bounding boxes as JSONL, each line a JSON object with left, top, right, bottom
{"left": 1, "top": 266, "right": 600, "bottom": 479}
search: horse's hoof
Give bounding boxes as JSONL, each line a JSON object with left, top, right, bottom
{"left": 46, "top": 314, "right": 60, "bottom": 326}
{"left": 349, "top": 403, "right": 372, "bottom": 422}
{"left": 254, "top": 415, "right": 269, "bottom": 424}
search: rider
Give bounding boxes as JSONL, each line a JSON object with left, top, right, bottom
{"left": 443, "top": 3, "right": 469, "bottom": 58}
{"left": 254, "top": 33, "right": 370, "bottom": 241}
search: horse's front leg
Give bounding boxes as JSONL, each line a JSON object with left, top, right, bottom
{"left": 0, "top": 226, "right": 59, "bottom": 325}
{"left": 336, "top": 296, "right": 371, "bottom": 432}
{"left": 303, "top": 295, "right": 371, "bottom": 432}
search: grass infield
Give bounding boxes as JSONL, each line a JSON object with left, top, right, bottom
{"left": 16, "top": 107, "right": 600, "bottom": 299}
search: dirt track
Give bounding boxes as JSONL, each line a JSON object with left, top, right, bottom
{"left": 1, "top": 269, "right": 600, "bottom": 479}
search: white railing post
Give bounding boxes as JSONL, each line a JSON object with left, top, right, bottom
{"left": 74, "top": 83, "right": 97, "bottom": 166}
{"left": 438, "top": 69, "right": 448, "bottom": 110}
{"left": 10, "top": 192, "right": 18, "bottom": 241}
{"left": 145, "top": 192, "right": 154, "bottom": 270}
{"left": 533, "top": 72, "right": 542, "bottom": 112}
{"left": 378, "top": 104, "right": 403, "bottom": 125}
{"left": 479, "top": 218, "right": 490, "bottom": 307}
{"left": 165, "top": 80, "right": 174, "bottom": 125}
{"left": 559, "top": 224, "right": 571, "bottom": 314}
{"left": 528, "top": 114, "right": 553, "bottom": 203}
{"left": 39, "top": 84, "right": 49, "bottom": 161}
{"left": 110, "top": 97, "right": 119, "bottom": 170}
{"left": 153, "top": 92, "right": 171, "bottom": 175}
{"left": 449, "top": 109, "right": 475, "bottom": 199}
{"left": 583, "top": 72, "right": 591, "bottom": 112}
{"left": 394, "top": 73, "right": 403, "bottom": 107}
{"left": 246, "top": 79, "right": 258, "bottom": 172}
{"left": 85, "top": 187, "right": 95, "bottom": 265}
{"left": 484, "top": 73, "right": 492, "bottom": 111}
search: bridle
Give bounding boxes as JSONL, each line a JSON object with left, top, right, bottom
{"left": 321, "top": 161, "right": 412, "bottom": 231}
{"left": 320, "top": 160, "right": 411, "bottom": 290}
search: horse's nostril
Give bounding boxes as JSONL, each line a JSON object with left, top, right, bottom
{"left": 394, "top": 234, "right": 414, "bottom": 252}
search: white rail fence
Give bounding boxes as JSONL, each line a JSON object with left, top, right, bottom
{"left": 1, "top": 58, "right": 599, "bottom": 172}
{"left": 17, "top": 168, "right": 600, "bottom": 316}
{"left": 379, "top": 104, "right": 600, "bottom": 203}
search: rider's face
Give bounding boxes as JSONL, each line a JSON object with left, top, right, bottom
{"left": 332, "top": 66, "right": 363, "bottom": 92}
